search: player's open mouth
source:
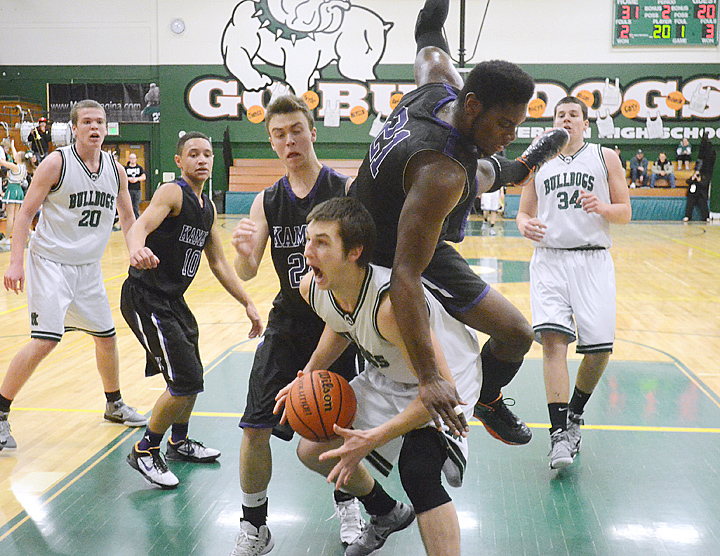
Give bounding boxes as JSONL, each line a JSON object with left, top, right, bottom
{"left": 311, "top": 266, "right": 325, "bottom": 282}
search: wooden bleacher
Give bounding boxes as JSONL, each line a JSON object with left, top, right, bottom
{"left": 225, "top": 158, "right": 362, "bottom": 213}
{"left": 229, "top": 158, "right": 362, "bottom": 192}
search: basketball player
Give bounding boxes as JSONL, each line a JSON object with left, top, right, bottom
{"left": 1, "top": 99, "right": 146, "bottom": 452}
{"left": 516, "top": 96, "right": 631, "bottom": 469}
{"left": 229, "top": 95, "right": 362, "bottom": 555}
{"left": 351, "top": 0, "right": 568, "bottom": 440}
{"left": 122, "top": 131, "right": 262, "bottom": 489}
{"left": 479, "top": 186, "right": 504, "bottom": 236}
{"left": 276, "top": 196, "right": 482, "bottom": 556}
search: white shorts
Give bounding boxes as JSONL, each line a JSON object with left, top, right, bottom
{"left": 480, "top": 190, "right": 501, "bottom": 212}
{"left": 530, "top": 247, "right": 615, "bottom": 353}
{"left": 26, "top": 251, "right": 115, "bottom": 342}
{"left": 350, "top": 366, "right": 477, "bottom": 482}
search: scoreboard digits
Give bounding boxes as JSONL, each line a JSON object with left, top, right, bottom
{"left": 614, "top": 0, "right": 718, "bottom": 46}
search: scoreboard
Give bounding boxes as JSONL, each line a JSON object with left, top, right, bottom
{"left": 614, "top": 0, "right": 718, "bottom": 46}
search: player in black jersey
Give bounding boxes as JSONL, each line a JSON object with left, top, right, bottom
{"left": 122, "top": 132, "right": 262, "bottom": 490}
{"left": 229, "top": 95, "right": 362, "bottom": 555}
{"left": 352, "top": 0, "right": 567, "bottom": 442}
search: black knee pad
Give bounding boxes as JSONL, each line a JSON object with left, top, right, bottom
{"left": 398, "top": 428, "right": 451, "bottom": 514}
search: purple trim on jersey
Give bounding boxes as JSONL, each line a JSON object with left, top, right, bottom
{"left": 423, "top": 272, "right": 492, "bottom": 313}
{"left": 281, "top": 165, "right": 333, "bottom": 203}
{"left": 452, "top": 282, "right": 491, "bottom": 313}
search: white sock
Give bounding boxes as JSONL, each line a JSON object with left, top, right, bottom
{"left": 242, "top": 490, "right": 268, "bottom": 508}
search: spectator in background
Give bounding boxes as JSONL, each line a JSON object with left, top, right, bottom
{"left": 124, "top": 153, "right": 146, "bottom": 219}
{"left": 0, "top": 140, "right": 27, "bottom": 246}
{"left": 683, "top": 134, "right": 716, "bottom": 222}
{"left": 676, "top": 138, "right": 692, "bottom": 171}
{"left": 27, "top": 117, "right": 52, "bottom": 162}
{"left": 683, "top": 170, "right": 710, "bottom": 222}
{"left": 649, "top": 152, "right": 675, "bottom": 188}
{"left": 629, "top": 149, "right": 648, "bottom": 188}
{"left": 22, "top": 152, "right": 38, "bottom": 193}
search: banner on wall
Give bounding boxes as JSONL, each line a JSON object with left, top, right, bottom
{"left": 49, "top": 83, "right": 160, "bottom": 123}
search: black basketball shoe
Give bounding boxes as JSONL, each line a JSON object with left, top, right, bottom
{"left": 474, "top": 394, "right": 532, "bottom": 445}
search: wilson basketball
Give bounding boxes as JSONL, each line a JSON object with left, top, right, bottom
{"left": 286, "top": 370, "right": 357, "bottom": 442}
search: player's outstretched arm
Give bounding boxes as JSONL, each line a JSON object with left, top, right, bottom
{"left": 392, "top": 151, "right": 466, "bottom": 433}
{"left": 298, "top": 273, "right": 352, "bottom": 373}
{"left": 126, "top": 182, "right": 180, "bottom": 269}
{"left": 205, "top": 208, "right": 263, "bottom": 338}
{"left": 377, "top": 294, "right": 467, "bottom": 437}
{"left": 3, "top": 151, "right": 60, "bottom": 293}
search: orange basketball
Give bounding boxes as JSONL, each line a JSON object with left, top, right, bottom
{"left": 286, "top": 370, "right": 357, "bottom": 441}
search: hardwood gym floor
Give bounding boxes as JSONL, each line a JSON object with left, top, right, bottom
{"left": 1, "top": 215, "right": 719, "bottom": 556}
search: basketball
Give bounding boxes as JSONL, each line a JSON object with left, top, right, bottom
{"left": 285, "top": 370, "right": 357, "bottom": 441}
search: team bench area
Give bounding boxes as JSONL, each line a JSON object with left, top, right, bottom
{"left": 225, "top": 158, "right": 362, "bottom": 214}
{"left": 503, "top": 182, "right": 689, "bottom": 221}
{"left": 225, "top": 158, "right": 690, "bottom": 221}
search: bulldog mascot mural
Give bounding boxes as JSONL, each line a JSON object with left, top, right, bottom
{"left": 221, "top": 0, "right": 393, "bottom": 94}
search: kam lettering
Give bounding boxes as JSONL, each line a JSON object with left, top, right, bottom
{"left": 273, "top": 225, "right": 308, "bottom": 289}
{"left": 179, "top": 224, "right": 210, "bottom": 278}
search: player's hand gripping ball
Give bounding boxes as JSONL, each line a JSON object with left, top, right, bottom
{"left": 286, "top": 370, "right": 356, "bottom": 441}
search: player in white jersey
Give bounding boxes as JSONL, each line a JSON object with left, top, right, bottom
{"left": 1, "top": 100, "right": 146, "bottom": 452}
{"left": 516, "top": 96, "right": 631, "bottom": 470}
{"left": 276, "top": 197, "right": 481, "bottom": 556}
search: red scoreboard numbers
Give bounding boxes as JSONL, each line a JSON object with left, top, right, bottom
{"left": 614, "top": 0, "right": 718, "bottom": 46}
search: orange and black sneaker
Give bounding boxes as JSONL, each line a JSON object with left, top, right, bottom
{"left": 473, "top": 395, "right": 532, "bottom": 445}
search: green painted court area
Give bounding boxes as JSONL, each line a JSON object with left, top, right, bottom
{"left": 2, "top": 350, "right": 719, "bottom": 556}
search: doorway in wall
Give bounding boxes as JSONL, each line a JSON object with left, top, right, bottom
{"left": 113, "top": 143, "right": 151, "bottom": 204}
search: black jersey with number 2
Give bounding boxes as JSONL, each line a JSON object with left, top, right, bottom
{"left": 264, "top": 165, "right": 349, "bottom": 318}
{"left": 128, "top": 179, "right": 214, "bottom": 299}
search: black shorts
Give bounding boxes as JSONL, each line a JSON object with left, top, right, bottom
{"left": 375, "top": 241, "right": 490, "bottom": 315}
{"left": 120, "top": 279, "right": 204, "bottom": 396}
{"left": 240, "top": 307, "right": 358, "bottom": 429}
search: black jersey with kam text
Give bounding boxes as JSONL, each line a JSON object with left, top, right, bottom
{"left": 264, "top": 165, "right": 350, "bottom": 318}
{"left": 128, "top": 179, "right": 214, "bottom": 299}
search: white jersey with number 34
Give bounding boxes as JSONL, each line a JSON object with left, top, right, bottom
{"left": 533, "top": 142, "right": 612, "bottom": 249}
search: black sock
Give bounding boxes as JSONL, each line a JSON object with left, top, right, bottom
{"left": 358, "top": 481, "right": 396, "bottom": 517}
{"left": 105, "top": 390, "right": 121, "bottom": 403}
{"left": 137, "top": 428, "right": 164, "bottom": 451}
{"left": 243, "top": 500, "right": 268, "bottom": 530}
{"left": 478, "top": 341, "right": 523, "bottom": 404}
{"left": 334, "top": 490, "right": 354, "bottom": 504}
{"left": 569, "top": 387, "right": 591, "bottom": 415}
{"left": 170, "top": 423, "right": 189, "bottom": 444}
{"left": 548, "top": 403, "right": 569, "bottom": 434}
{"left": 0, "top": 394, "right": 12, "bottom": 413}
{"left": 415, "top": 0, "right": 450, "bottom": 54}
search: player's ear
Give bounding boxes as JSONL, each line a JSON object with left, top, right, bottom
{"left": 464, "top": 93, "right": 483, "bottom": 117}
{"left": 175, "top": 154, "right": 182, "bottom": 169}
{"left": 347, "top": 245, "right": 363, "bottom": 264}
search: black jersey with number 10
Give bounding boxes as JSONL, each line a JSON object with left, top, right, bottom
{"left": 128, "top": 179, "right": 214, "bottom": 299}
